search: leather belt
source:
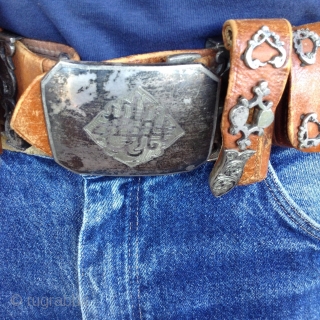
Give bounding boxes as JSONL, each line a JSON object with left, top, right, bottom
{"left": 0, "top": 19, "right": 317, "bottom": 196}
{"left": 0, "top": 32, "right": 80, "bottom": 155}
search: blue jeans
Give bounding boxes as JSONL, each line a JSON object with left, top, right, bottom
{"left": 1, "top": 146, "right": 320, "bottom": 319}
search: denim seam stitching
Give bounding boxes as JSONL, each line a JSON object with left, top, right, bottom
{"left": 267, "top": 170, "right": 320, "bottom": 232}
{"left": 135, "top": 177, "right": 143, "bottom": 320}
{"left": 115, "top": 199, "right": 125, "bottom": 320}
{"left": 264, "top": 179, "right": 320, "bottom": 241}
{"left": 78, "top": 176, "right": 87, "bottom": 320}
{"left": 116, "top": 266, "right": 125, "bottom": 320}
{"left": 128, "top": 181, "right": 134, "bottom": 320}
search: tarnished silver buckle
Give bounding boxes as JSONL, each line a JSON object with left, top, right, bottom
{"left": 41, "top": 59, "right": 220, "bottom": 175}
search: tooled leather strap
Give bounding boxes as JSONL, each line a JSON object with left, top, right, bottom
{"left": 1, "top": 35, "right": 80, "bottom": 155}
{"left": 10, "top": 48, "right": 218, "bottom": 155}
{"left": 274, "top": 22, "right": 320, "bottom": 151}
{"left": 209, "top": 19, "right": 292, "bottom": 197}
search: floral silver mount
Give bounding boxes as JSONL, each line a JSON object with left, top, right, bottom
{"left": 243, "top": 26, "right": 286, "bottom": 69}
{"left": 298, "top": 113, "right": 320, "bottom": 149}
{"left": 229, "top": 81, "right": 274, "bottom": 150}
{"left": 209, "top": 81, "right": 274, "bottom": 197}
{"left": 293, "top": 28, "right": 320, "bottom": 66}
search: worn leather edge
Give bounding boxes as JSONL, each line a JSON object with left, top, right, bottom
{"left": 7, "top": 38, "right": 80, "bottom": 155}
{"left": 11, "top": 73, "right": 52, "bottom": 155}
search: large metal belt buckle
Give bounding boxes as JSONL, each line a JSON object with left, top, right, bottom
{"left": 41, "top": 60, "right": 220, "bottom": 175}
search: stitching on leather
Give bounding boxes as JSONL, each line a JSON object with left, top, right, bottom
{"left": 135, "top": 177, "right": 143, "bottom": 320}
{"left": 264, "top": 177, "right": 320, "bottom": 241}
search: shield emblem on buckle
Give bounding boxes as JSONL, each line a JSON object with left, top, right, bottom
{"left": 41, "top": 60, "right": 219, "bottom": 175}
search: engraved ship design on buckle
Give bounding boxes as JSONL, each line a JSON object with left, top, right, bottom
{"left": 209, "top": 81, "right": 274, "bottom": 197}
{"left": 298, "top": 113, "right": 320, "bottom": 149}
{"left": 243, "top": 26, "right": 287, "bottom": 69}
{"left": 293, "top": 28, "right": 320, "bottom": 66}
{"left": 84, "top": 87, "right": 185, "bottom": 167}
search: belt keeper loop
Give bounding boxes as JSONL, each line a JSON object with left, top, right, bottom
{"left": 209, "top": 19, "right": 292, "bottom": 197}
{"left": 276, "top": 22, "right": 320, "bottom": 152}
